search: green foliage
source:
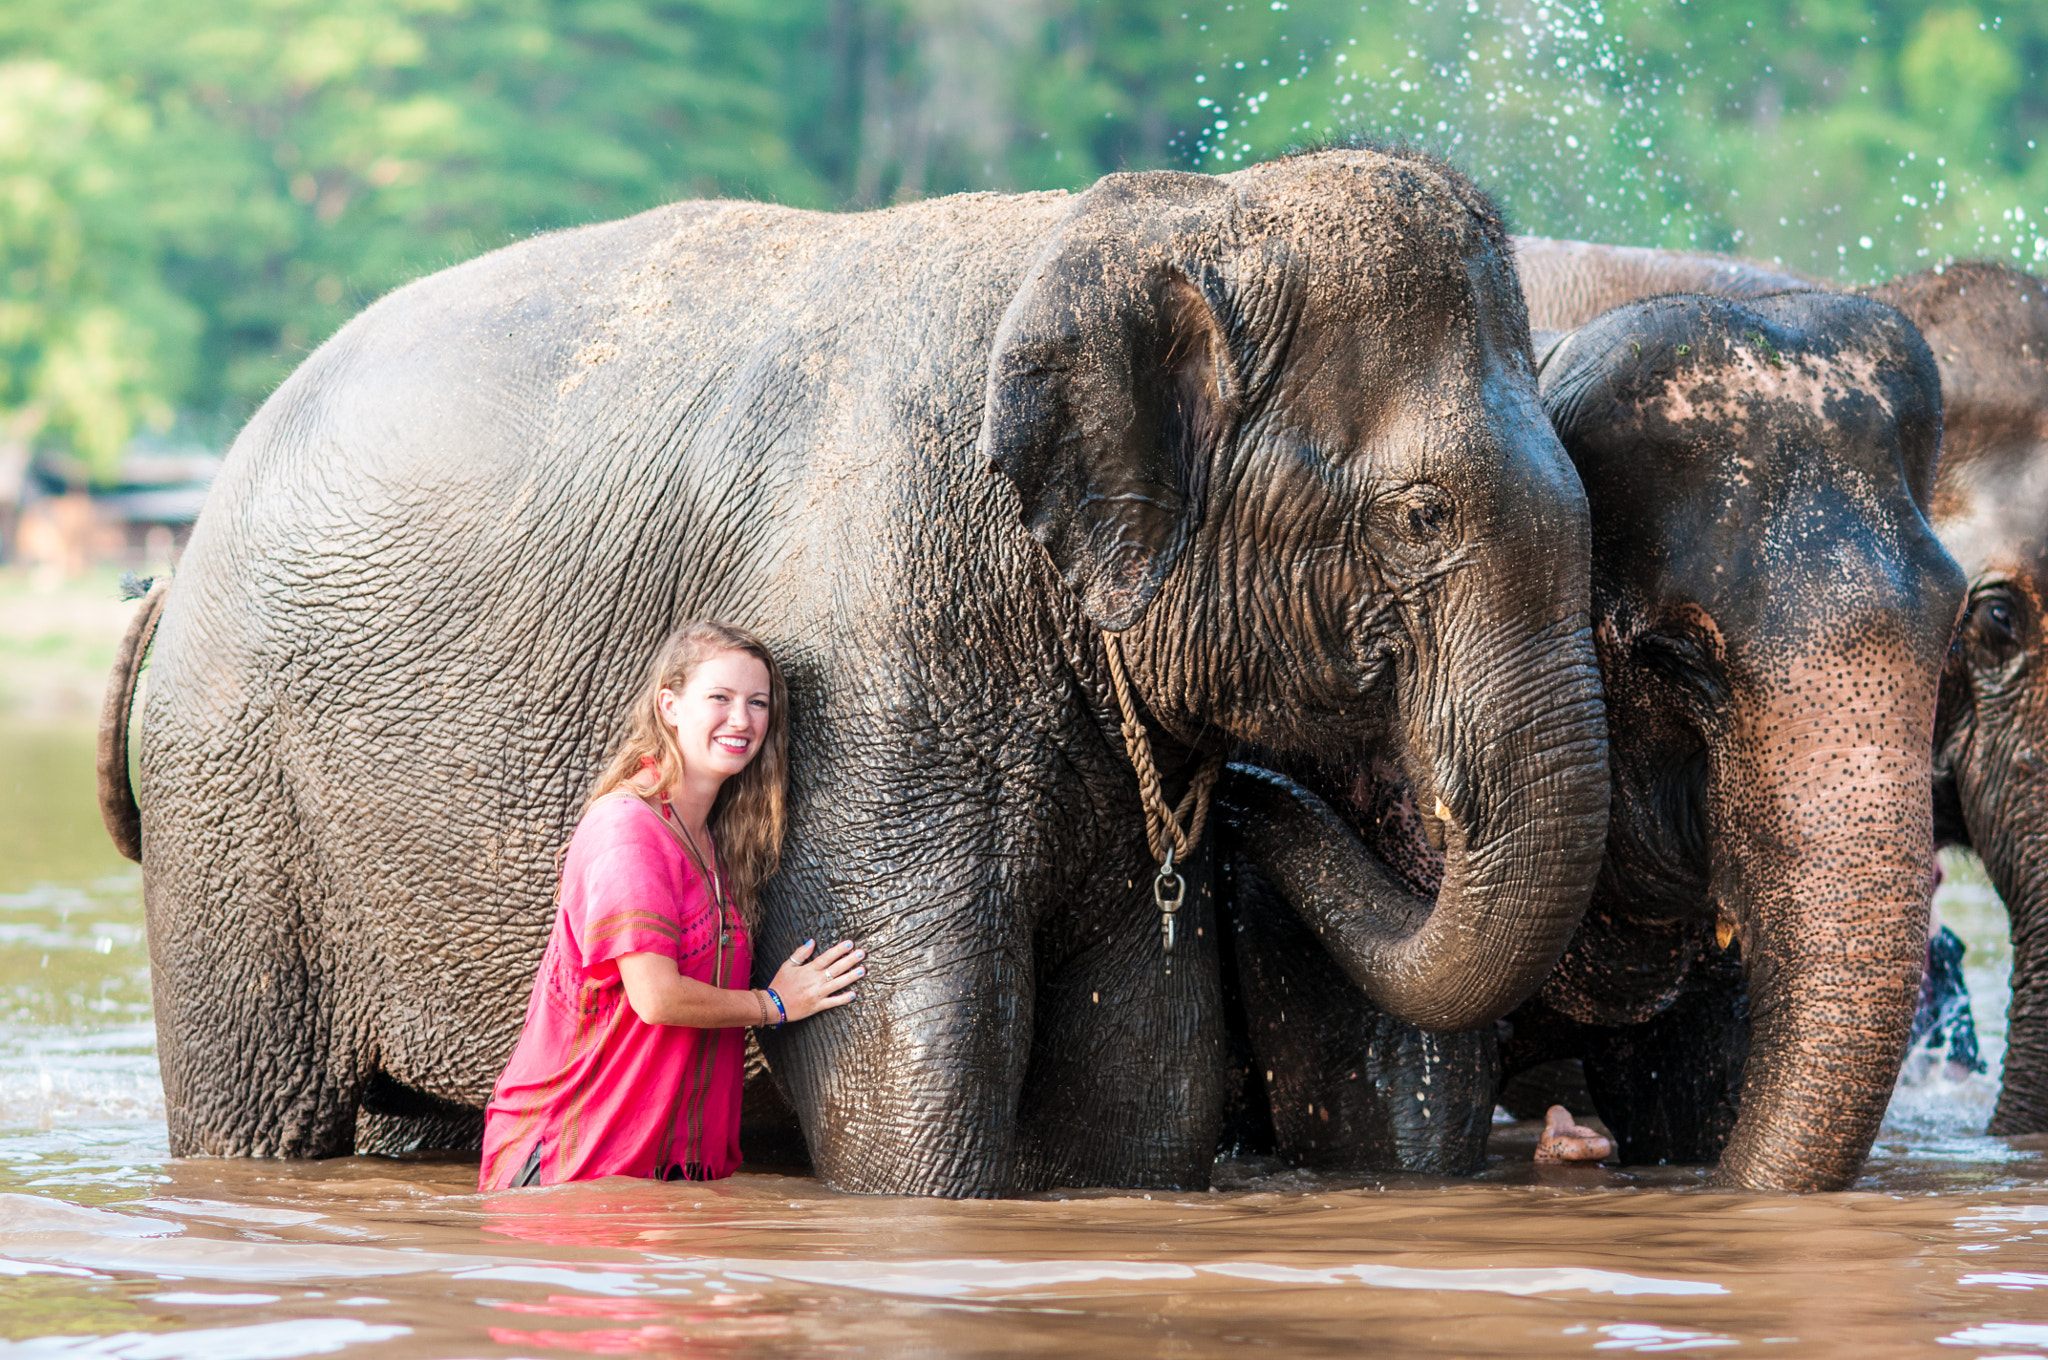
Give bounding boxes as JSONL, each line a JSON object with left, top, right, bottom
{"left": 2, "top": 0, "right": 837, "bottom": 450}
{"left": 1177, "top": 1, "right": 2047, "bottom": 280}
{"left": 0, "top": 61, "right": 198, "bottom": 475}
{"left": 0, "top": 0, "right": 2042, "bottom": 475}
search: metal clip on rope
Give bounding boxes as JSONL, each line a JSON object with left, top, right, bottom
{"left": 1153, "top": 848, "right": 1186, "bottom": 955}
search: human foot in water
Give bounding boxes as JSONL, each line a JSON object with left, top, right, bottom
{"left": 1533, "top": 1105, "right": 1612, "bottom": 1163}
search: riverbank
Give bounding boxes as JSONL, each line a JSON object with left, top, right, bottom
{"left": 0, "top": 569, "right": 142, "bottom": 724}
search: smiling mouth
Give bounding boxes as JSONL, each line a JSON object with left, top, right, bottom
{"left": 714, "top": 736, "right": 752, "bottom": 753}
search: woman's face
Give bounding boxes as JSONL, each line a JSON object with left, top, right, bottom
{"left": 658, "top": 650, "right": 772, "bottom": 784}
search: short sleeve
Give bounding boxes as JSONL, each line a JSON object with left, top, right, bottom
{"left": 558, "top": 797, "right": 716, "bottom": 972}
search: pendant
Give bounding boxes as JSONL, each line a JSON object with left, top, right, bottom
{"left": 1153, "top": 854, "right": 1186, "bottom": 958}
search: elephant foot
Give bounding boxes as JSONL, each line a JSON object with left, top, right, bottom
{"left": 1533, "top": 1105, "right": 1612, "bottom": 1163}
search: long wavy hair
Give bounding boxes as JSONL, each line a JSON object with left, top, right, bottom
{"left": 582, "top": 621, "right": 789, "bottom": 925}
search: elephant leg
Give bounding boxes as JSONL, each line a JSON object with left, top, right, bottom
{"left": 1214, "top": 877, "right": 1277, "bottom": 1160}
{"left": 1015, "top": 840, "right": 1228, "bottom": 1190}
{"left": 739, "top": 1034, "right": 811, "bottom": 1171}
{"left": 142, "top": 812, "right": 362, "bottom": 1158}
{"left": 759, "top": 860, "right": 1036, "bottom": 1197}
{"left": 1225, "top": 848, "right": 1496, "bottom": 1177}
{"left": 1579, "top": 957, "right": 1749, "bottom": 1167}
{"left": 354, "top": 1073, "right": 485, "bottom": 1155}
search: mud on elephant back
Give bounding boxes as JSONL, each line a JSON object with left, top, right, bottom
{"left": 1223, "top": 288, "right": 1964, "bottom": 1192}
{"left": 101, "top": 147, "right": 1609, "bottom": 1196}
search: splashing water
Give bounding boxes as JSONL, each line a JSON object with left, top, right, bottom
{"left": 1885, "top": 855, "right": 2013, "bottom": 1141}
{"left": 0, "top": 872, "right": 160, "bottom": 1134}
{"left": 1176, "top": 0, "right": 2045, "bottom": 281}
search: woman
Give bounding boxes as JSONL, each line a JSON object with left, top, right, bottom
{"left": 479, "top": 621, "right": 861, "bottom": 1188}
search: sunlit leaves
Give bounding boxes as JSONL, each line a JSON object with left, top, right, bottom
{"left": 1899, "top": 7, "right": 2017, "bottom": 137}
{"left": 0, "top": 61, "right": 196, "bottom": 479}
{"left": 1, "top": 0, "right": 833, "bottom": 436}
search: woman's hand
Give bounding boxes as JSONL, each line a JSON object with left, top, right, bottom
{"left": 768, "top": 939, "right": 864, "bottom": 1021}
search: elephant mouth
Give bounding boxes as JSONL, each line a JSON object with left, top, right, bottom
{"left": 1349, "top": 756, "right": 1450, "bottom": 894}
{"left": 1289, "top": 751, "right": 1446, "bottom": 898}
{"left": 1240, "top": 748, "right": 1449, "bottom": 902}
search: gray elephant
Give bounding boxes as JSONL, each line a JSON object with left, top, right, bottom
{"left": 98, "top": 149, "right": 1609, "bottom": 1196}
{"left": 1514, "top": 241, "right": 2037, "bottom": 1123}
{"left": 1862, "top": 263, "right": 2048, "bottom": 1134}
{"left": 1225, "top": 286, "right": 1962, "bottom": 1191}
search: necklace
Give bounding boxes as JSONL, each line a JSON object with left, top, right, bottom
{"left": 650, "top": 792, "right": 736, "bottom": 987}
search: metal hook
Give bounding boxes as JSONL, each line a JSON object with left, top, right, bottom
{"left": 1153, "top": 848, "right": 1186, "bottom": 955}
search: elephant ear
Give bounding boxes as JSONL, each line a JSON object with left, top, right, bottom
{"left": 1531, "top": 328, "right": 1572, "bottom": 377}
{"left": 1534, "top": 322, "right": 1612, "bottom": 441}
{"left": 979, "top": 172, "right": 1238, "bottom": 632}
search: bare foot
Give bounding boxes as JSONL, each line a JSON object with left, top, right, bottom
{"left": 1533, "top": 1105, "right": 1613, "bottom": 1164}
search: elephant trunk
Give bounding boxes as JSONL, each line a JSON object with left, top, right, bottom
{"left": 1958, "top": 727, "right": 2048, "bottom": 1135}
{"left": 1709, "top": 646, "right": 1939, "bottom": 1191}
{"left": 1224, "top": 611, "right": 1609, "bottom": 1033}
{"left": 1991, "top": 844, "right": 2048, "bottom": 1133}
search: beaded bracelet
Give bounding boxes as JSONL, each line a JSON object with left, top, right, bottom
{"left": 765, "top": 987, "right": 788, "bottom": 1028}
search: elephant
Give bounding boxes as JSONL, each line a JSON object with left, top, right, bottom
{"left": 1224, "top": 287, "right": 1964, "bottom": 1190}
{"left": 98, "top": 148, "right": 1610, "bottom": 1197}
{"left": 1516, "top": 241, "right": 2048, "bottom": 1131}
{"left": 1866, "top": 262, "right": 2048, "bottom": 1133}
{"left": 1511, "top": 236, "right": 1819, "bottom": 328}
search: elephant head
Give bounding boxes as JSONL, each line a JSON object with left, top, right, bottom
{"left": 1867, "top": 262, "right": 2048, "bottom": 1135}
{"left": 987, "top": 151, "right": 1609, "bottom": 1033}
{"left": 1537, "top": 292, "right": 1964, "bottom": 1190}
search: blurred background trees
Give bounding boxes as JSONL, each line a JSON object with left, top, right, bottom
{"left": 0, "top": 0, "right": 2040, "bottom": 478}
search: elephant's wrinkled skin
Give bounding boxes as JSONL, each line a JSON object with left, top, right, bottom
{"left": 116, "top": 150, "right": 1608, "bottom": 1196}
{"left": 1227, "top": 290, "right": 1962, "bottom": 1191}
{"left": 1867, "top": 263, "right": 2048, "bottom": 1135}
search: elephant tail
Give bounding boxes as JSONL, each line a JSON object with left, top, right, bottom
{"left": 98, "top": 575, "right": 170, "bottom": 862}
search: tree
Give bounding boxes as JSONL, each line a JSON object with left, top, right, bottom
{"left": 0, "top": 60, "right": 198, "bottom": 481}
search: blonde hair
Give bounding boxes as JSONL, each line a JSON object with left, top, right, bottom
{"left": 582, "top": 621, "right": 789, "bottom": 924}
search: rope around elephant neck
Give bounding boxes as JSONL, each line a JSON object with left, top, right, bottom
{"left": 1100, "top": 631, "right": 1224, "bottom": 960}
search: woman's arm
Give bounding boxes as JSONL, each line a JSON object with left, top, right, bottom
{"left": 618, "top": 940, "right": 864, "bottom": 1028}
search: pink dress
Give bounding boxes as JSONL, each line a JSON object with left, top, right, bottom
{"left": 479, "top": 793, "right": 752, "bottom": 1188}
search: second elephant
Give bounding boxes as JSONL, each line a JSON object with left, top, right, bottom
{"left": 1515, "top": 240, "right": 2048, "bottom": 1137}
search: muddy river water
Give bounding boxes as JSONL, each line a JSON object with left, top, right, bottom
{"left": 8, "top": 723, "right": 2048, "bottom": 1357}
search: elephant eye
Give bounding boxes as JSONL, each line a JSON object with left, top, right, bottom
{"left": 1966, "top": 587, "right": 2023, "bottom": 664}
{"left": 1635, "top": 631, "right": 1727, "bottom": 704}
{"left": 1386, "top": 485, "right": 1456, "bottom": 547}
